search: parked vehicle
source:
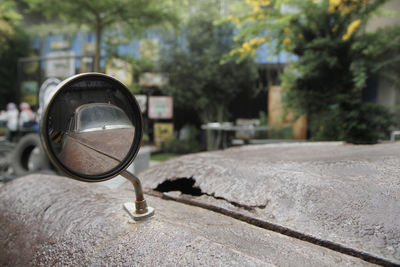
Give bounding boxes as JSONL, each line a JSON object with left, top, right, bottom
{"left": 60, "top": 103, "right": 135, "bottom": 175}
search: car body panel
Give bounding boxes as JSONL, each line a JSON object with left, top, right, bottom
{"left": 140, "top": 142, "right": 400, "bottom": 264}
{"left": 0, "top": 174, "right": 373, "bottom": 266}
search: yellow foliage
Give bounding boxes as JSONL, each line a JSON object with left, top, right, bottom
{"left": 329, "top": 0, "right": 369, "bottom": 14}
{"left": 252, "top": 6, "right": 262, "bottom": 13}
{"left": 235, "top": 37, "right": 269, "bottom": 56}
{"left": 227, "top": 15, "right": 240, "bottom": 24}
{"left": 258, "top": 13, "right": 266, "bottom": 19}
{"left": 284, "top": 27, "right": 290, "bottom": 34}
{"left": 245, "top": 0, "right": 271, "bottom": 7}
{"left": 342, "top": 19, "right": 361, "bottom": 40}
{"left": 283, "top": 37, "right": 291, "bottom": 45}
{"left": 329, "top": 0, "right": 341, "bottom": 13}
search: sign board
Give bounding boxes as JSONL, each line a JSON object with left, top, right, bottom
{"left": 45, "top": 51, "right": 75, "bottom": 78}
{"left": 135, "top": 95, "right": 147, "bottom": 113}
{"left": 50, "top": 40, "right": 70, "bottom": 50}
{"left": 148, "top": 96, "right": 173, "bottom": 119}
{"left": 106, "top": 58, "right": 133, "bottom": 86}
{"left": 139, "top": 72, "right": 168, "bottom": 88}
{"left": 154, "top": 123, "right": 174, "bottom": 147}
{"left": 21, "top": 81, "right": 38, "bottom": 106}
{"left": 23, "top": 53, "right": 39, "bottom": 74}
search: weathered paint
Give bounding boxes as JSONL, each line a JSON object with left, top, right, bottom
{"left": 141, "top": 142, "right": 400, "bottom": 265}
{"left": 0, "top": 175, "right": 372, "bottom": 266}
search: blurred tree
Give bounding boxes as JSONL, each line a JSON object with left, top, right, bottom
{"left": 160, "top": 3, "right": 258, "bottom": 124}
{"left": 0, "top": 0, "right": 29, "bottom": 108}
{"left": 160, "top": 1, "right": 258, "bottom": 149}
{"left": 0, "top": 30, "right": 30, "bottom": 109}
{"left": 224, "top": 0, "right": 400, "bottom": 143}
{"left": 24, "top": 0, "right": 178, "bottom": 71}
{"left": 0, "top": 0, "right": 21, "bottom": 53}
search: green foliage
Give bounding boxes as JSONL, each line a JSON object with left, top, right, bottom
{"left": 230, "top": 0, "right": 399, "bottom": 143}
{"left": 0, "top": 28, "right": 30, "bottom": 109}
{"left": 258, "top": 111, "right": 268, "bottom": 126}
{"left": 254, "top": 111, "right": 268, "bottom": 138}
{"left": 151, "top": 153, "right": 180, "bottom": 161}
{"left": 142, "top": 133, "right": 150, "bottom": 143}
{"left": 268, "top": 126, "right": 293, "bottom": 139}
{"left": 310, "top": 98, "right": 393, "bottom": 144}
{"left": 253, "top": 111, "right": 294, "bottom": 139}
{"left": 163, "top": 125, "right": 202, "bottom": 154}
{"left": 160, "top": 3, "right": 258, "bottom": 123}
{"left": 0, "top": 0, "right": 26, "bottom": 107}
{"left": 0, "top": 1, "right": 31, "bottom": 108}
{"left": 24, "top": 0, "right": 178, "bottom": 31}
{"left": 24, "top": 0, "right": 179, "bottom": 71}
{"left": 0, "top": 0, "right": 21, "bottom": 53}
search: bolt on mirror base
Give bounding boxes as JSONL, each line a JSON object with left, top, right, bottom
{"left": 121, "top": 170, "right": 155, "bottom": 221}
{"left": 123, "top": 202, "right": 155, "bottom": 220}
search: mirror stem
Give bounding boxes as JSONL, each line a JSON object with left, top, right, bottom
{"left": 121, "top": 170, "right": 155, "bottom": 220}
{"left": 121, "top": 170, "right": 145, "bottom": 201}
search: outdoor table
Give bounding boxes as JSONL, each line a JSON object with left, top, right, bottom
{"left": 201, "top": 122, "right": 270, "bottom": 150}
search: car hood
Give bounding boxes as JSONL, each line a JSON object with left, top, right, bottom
{"left": 0, "top": 174, "right": 371, "bottom": 266}
{"left": 140, "top": 142, "right": 400, "bottom": 265}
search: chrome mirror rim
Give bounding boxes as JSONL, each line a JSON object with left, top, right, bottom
{"left": 40, "top": 72, "right": 143, "bottom": 182}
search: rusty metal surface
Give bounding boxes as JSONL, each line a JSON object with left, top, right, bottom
{"left": 0, "top": 174, "right": 373, "bottom": 266}
{"left": 140, "top": 142, "right": 400, "bottom": 264}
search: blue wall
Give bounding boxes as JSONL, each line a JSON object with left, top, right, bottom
{"left": 34, "top": 30, "right": 295, "bottom": 66}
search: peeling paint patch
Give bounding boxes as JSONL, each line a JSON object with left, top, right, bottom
{"left": 154, "top": 177, "right": 267, "bottom": 211}
{"left": 154, "top": 177, "right": 202, "bottom": 196}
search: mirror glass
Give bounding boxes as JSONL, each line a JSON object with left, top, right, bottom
{"left": 41, "top": 73, "right": 142, "bottom": 181}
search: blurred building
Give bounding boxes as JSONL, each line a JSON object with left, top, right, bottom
{"left": 366, "top": 1, "right": 400, "bottom": 114}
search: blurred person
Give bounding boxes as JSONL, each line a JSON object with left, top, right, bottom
{"left": 19, "top": 102, "right": 35, "bottom": 129}
{"left": 0, "top": 103, "right": 19, "bottom": 141}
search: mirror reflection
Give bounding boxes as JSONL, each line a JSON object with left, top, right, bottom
{"left": 44, "top": 75, "right": 140, "bottom": 178}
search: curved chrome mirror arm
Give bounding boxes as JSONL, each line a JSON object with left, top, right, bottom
{"left": 121, "top": 170, "right": 155, "bottom": 220}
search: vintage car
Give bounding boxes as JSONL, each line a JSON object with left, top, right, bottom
{"left": 59, "top": 103, "right": 135, "bottom": 175}
{"left": 0, "top": 73, "right": 398, "bottom": 266}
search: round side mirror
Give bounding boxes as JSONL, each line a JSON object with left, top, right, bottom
{"left": 40, "top": 73, "right": 142, "bottom": 181}
{"left": 40, "top": 73, "right": 153, "bottom": 220}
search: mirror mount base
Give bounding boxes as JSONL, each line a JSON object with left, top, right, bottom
{"left": 123, "top": 202, "right": 155, "bottom": 221}
{"left": 121, "top": 170, "right": 155, "bottom": 220}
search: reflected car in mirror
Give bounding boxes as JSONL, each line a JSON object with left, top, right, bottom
{"left": 59, "top": 103, "right": 135, "bottom": 175}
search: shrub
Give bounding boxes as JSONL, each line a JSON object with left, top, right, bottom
{"left": 163, "top": 124, "right": 202, "bottom": 154}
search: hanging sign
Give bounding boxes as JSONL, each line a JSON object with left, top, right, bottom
{"left": 148, "top": 96, "right": 173, "bottom": 119}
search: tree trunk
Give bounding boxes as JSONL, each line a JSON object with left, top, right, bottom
{"left": 214, "top": 106, "right": 224, "bottom": 150}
